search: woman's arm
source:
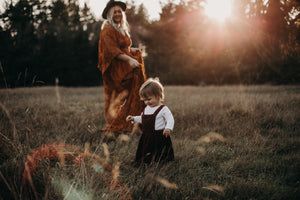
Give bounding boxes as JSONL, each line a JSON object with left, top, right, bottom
{"left": 117, "top": 54, "right": 140, "bottom": 69}
{"left": 100, "top": 25, "right": 140, "bottom": 71}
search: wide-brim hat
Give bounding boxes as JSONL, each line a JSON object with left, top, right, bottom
{"left": 102, "top": 0, "right": 126, "bottom": 19}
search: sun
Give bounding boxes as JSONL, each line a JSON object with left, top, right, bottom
{"left": 203, "top": 0, "right": 232, "bottom": 22}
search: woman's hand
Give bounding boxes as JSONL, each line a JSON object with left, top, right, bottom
{"left": 130, "top": 48, "right": 141, "bottom": 56}
{"left": 128, "top": 57, "right": 140, "bottom": 69}
{"left": 117, "top": 54, "right": 140, "bottom": 69}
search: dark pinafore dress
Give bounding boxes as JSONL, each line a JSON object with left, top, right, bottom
{"left": 135, "top": 105, "right": 174, "bottom": 164}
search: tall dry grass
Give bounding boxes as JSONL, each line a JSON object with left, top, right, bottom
{"left": 0, "top": 85, "right": 299, "bottom": 200}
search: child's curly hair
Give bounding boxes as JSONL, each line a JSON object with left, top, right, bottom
{"left": 139, "top": 77, "right": 165, "bottom": 101}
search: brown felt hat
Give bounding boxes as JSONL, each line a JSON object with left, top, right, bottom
{"left": 102, "top": 0, "right": 126, "bottom": 19}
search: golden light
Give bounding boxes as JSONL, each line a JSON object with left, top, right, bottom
{"left": 204, "top": 0, "right": 232, "bottom": 22}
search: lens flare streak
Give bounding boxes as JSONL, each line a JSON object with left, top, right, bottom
{"left": 22, "top": 143, "right": 133, "bottom": 200}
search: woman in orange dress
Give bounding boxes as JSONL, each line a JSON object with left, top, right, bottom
{"left": 98, "top": 0, "right": 146, "bottom": 133}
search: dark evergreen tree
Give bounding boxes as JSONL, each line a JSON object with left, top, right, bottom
{"left": 0, "top": 0, "right": 299, "bottom": 87}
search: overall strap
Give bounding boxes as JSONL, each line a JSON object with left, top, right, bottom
{"left": 142, "top": 107, "right": 146, "bottom": 115}
{"left": 153, "top": 105, "right": 165, "bottom": 116}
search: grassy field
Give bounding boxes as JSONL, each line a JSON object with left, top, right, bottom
{"left": 0, "top": 85, "right": 299, "bottom": 200}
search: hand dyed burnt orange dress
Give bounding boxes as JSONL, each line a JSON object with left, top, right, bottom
{"left": 98, "top": 24, "right": 146, "bottom": 133}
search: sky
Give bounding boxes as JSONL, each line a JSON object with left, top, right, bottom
{"left": 0, "top": 0, "right": 181, "bottom": 21}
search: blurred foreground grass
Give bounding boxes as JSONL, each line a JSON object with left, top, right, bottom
{"left": 0, "top": 85, "right": 299, "bottom": 200}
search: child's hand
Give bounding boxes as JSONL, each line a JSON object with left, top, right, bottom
{"left": 163, "top": 129, "right": 171, "bottom": 137}
{"left": 126, "top": 115, "right": 133, "bottom": 122}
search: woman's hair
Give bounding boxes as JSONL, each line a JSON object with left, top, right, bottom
{"left": 139, "top": 78, "right": 165, "bottom": 101}
{"left": 101, "top": 5, "right": 130, "bottom": 36}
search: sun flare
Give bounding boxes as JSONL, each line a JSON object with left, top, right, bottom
{"left": 204, "top": 0, "right": 232, "bottom": 22}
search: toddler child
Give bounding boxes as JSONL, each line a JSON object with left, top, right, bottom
{"left": 126, "top": 78, "right": 174, "bottom": 164}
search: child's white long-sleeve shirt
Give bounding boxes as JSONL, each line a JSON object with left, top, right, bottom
{"left": 133, "top": 105, "right": 174, "bottom": 131}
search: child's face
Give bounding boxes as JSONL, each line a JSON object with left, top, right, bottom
{"left": 142, "top": 95, "right": 160, "bottom": 107}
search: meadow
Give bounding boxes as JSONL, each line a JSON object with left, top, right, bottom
{"left": 0, "top": 85, "right": 299, "bottom": 200}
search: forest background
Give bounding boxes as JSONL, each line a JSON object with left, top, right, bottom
{"left": 0, "top": 0, "right": 299, "bottom": 87}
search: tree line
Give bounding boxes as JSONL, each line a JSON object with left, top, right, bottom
{"left": 0, "top": 0, "right": 299, "bottom": 87}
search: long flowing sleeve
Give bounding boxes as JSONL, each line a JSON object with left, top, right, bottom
{"left": 98, "top": 24, "right": 124, "bottom": 73}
